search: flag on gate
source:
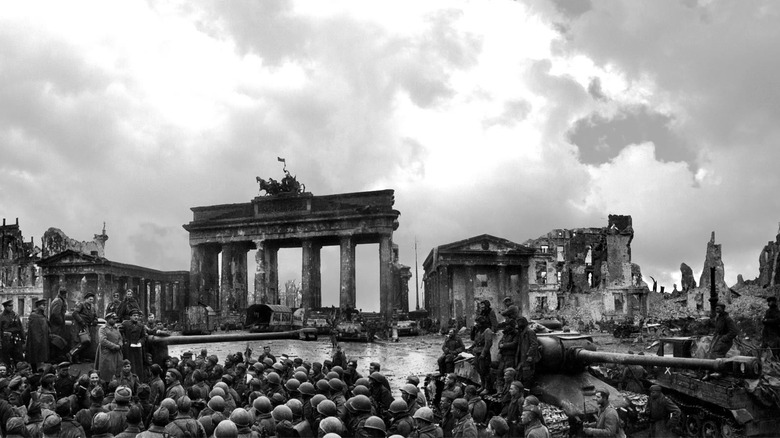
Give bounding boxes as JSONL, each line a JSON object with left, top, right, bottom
{"left": 277, "top": 157, "right": 286, "bottom": 163}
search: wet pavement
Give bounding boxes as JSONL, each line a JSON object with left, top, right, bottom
{"left": 168, "top": 332, "right": 446, "bottom": 395}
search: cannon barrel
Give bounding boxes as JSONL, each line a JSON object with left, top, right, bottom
{"left": 574, "top": 348, "right": 762, "bottom": 378}
{"left": 536, "top": 335, "right": 762, "bottom": 378}
{"left": 145, "top": 329, "right": 318, "bottom": 364}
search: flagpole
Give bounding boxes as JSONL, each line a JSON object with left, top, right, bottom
{"left": 415, "top": 237, "right": 420, "bottom": 310}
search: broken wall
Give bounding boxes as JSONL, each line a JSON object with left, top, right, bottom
{"left": 42, "top": 227, "right": 108, "bottom": 259}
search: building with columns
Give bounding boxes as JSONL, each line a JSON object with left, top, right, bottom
{"left": 183, "top": 189, "right": 402, "bottom": 319}
{"left": 423, "top": 235, "right": 535, "bottom": 330}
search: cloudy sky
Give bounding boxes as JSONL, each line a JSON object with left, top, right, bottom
{"left": 2, "top": 0, "right": 779, "bottom": 311}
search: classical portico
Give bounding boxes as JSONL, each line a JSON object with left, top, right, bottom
{"left": 183, "top": 190, "right": 400, "bottom": 319}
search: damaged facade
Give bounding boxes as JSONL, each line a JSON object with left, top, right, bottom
{"left": 758, "top": 222, "right": 780, "bottom": 288}
{"left": 523, "top": 214, "right": 648, "bottom": 321}
{"left": 37, "top": 226, "right": 189, "bottom": 323}
{"left": 0, "top": 218, "right": 43, "bottom": 321}
{"left": 423, "top": 235, "right": 534, "bottom": 329}
{"left": 683, "top": 232, "right": 733, "bottom": 311}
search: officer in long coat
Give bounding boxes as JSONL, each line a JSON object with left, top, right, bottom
{"left": 121, "top": 309, "right": 147, "bottom": 379}
{"left": 26, "top": 298, "right": 50, "bottom": 370}
{"left": 96, "top": 312, "right": 124, "bottom": 382}
{"left": 49, "top": 288, "right": 70, "bottom": 361}
{"left": 0, "top": 300, "right": 25, "bottom": 367}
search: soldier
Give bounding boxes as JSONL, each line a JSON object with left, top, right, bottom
{"left": 516, "top": 317, "right": 539, "bottom": 388}
{"left": 70, "top": 292, "right": 99, "bottom": 364}
{"left": 646, "top": 385, "right": 681, "bottom": 438}
{"left": 54, "top": 362, "right": 76, "bottom": 399}
{"left": 26, "top": 298, "right": 50, "bottom": 370}
{"left": 582, "top": 390, "right": 623, "bottom": 438}
{"left": 97, "top": 312, "right": 123, "bottom": 381}
{"left": 470, "top": 317, "right": 493, "bottom": 394}
{"left": 49, "top": 288, "right": 70, "bottom": 361}
{"left": 704, "top": 303, "right": 739, "bottom": 381}
{"left": 761, "top": 296, "right": 780, "bottom": 358}
{"left": 105, "top": 292, "right": 122, "bottom": 319}
{"left": 500, "top": 297, "right": 519, "bottom": 323}
{"left": 121, "top": 309, "right": 147, "bottom": 378}
{"left": 117, "top": 289, "right": 141, "bottom": 322}
{"left": 450, "top": 398, "right": 478, "bottom": 438}
{"left": 521, "top": 405, "right": 550, "bottom": 438}
{"left": 497, "top": 320, "right": 519, "bottom": 379}
{"left": 0, "top": 300, "right": 25, "bottom": 368}
{"left": 438, "top": 329, "right": 465, "bottom": 375}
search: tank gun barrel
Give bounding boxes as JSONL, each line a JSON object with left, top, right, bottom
{"left": 148, "top": 330, "right": 307, "bottom": 346}
{"left": 573, "top": 348, "right": 762, "bottom": 378}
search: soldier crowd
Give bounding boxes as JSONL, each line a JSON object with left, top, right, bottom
{"left": 0, "top": 286, "right": 773, "bottom": 438}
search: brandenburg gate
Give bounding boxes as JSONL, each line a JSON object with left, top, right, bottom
{"left": 183, "top": 186, "right": 400, "bottom": 319}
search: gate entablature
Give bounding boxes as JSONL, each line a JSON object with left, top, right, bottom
{"left": 183, "top": 189, "right": 400, "bottom": 319}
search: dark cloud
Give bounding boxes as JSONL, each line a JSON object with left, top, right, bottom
{"left": 567, "top": 106, "right": 695, "bottom": 166}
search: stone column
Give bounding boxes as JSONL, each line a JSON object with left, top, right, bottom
{"left": 254, "top": 240, "right": 268, "bottom": 304}
{"left": 221, "top": 243, "right": 251, "bottom": 311}
{"left": 96, "top": 273, "right": 107, "bottom": 317}
{"left": 302, "top": 240, "right": 322, "bottom": 309}
{"left": 465, "top": 266, "right": 475, "bottom": 327}
{"left": 190, "top": 244, "right": 220, "bottom": 308}
{"left": 339, "top": 236, "right": 356, "bottom": 309}
{"left": 379, "top": 234, "right": 394, "bottom": 320}
{"left": 267, "top": 246, "right": 279, "bottom": 305}
{"left": 498, "top": 265, "right": 507, "bottom": 299}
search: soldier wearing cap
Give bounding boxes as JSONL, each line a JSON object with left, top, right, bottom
{"left": 121, "top": 308, "right": 147, "bottom": 378}
{"left": 0, "top": 300, "right": 25, "bottom": 368}
{"left": 500, "top": 297, "right": 519, "bottom": 323}
{"left": 27, "top": 298, "right": 50, "bottom": 370}
{"left": 54, "top": 362, "right": 76, "bottom": 398}
{"left": 450, "top": 398, "right": 478, "bottom": 438}
{"left": 521, "top": 404, "right": 549, "bottom": 438}
{"left": 96, "top": 312, "right": 123, "bottom": 382}
{"left": 117, "top": 289, "right": 142, "bottom": 323}
{"left": 646, "top": 385, "right": 681, "bottom": 438}
{"left": 71, "top": 292, "right": 99, "bottom": 363}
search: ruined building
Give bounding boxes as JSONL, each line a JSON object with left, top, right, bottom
{"left": 37, "top": 226, "right": 188, "bottom": 322}
{"left": 684, "top": 232, "right": 732, "bottom": 310}
{"left": 758, "top": 223, "right": 780, "bottom": 288}
{"left": 423, "top": 235, "right": 534, "bottom": 329}
{"left": 0, "top": 218, "right": 42, "bottom": 320}
{"left": 523, "top": 215, "right": 648, "bottom": 320}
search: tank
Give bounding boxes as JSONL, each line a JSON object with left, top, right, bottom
{"left": 649, "top": 337, "right": 779, "bottom": 437}
{"left": 444, "top": 332, "right": 763, "bottom": 437}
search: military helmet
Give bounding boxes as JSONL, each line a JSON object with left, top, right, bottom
{"left": 285, "top": 379, "right": 301, "bottom": 392}
{"left": 310, "top": 394, "right": 327, "bottom": 409}
{"left": 388, "top": 399, "right": 408, "bottom": 414}
{"left": 351, "top": 394, "right": 372, "bottom": 413}
{"left": 363, "top": 416, "right": 386, "bottom": 433}
{"left": 413, "top": 407, "right": 434, "bottom": 423}
{"left": 253, "top": 396, "right": 272, "bottom": 414}
{"left": 229, "top": 408, "right": 252, "bottom": 427}
{"left": 352, "top": 385, "right": 370, "bottom": 397}
{"left": 319, "top": 417, "right": 343, "bottom": 434}
{"left": 316, "top": 399, "right": 338, "bottom": 417}
{"left": 286, "top": 399, "right": 303, "bottom": 418}
{"left": 272, "top": 405, "right": 293, "bottom": 422}
{"left": 267, "top": 372, "right": 281, "bottom": 385}
{"left": 400, "top": 383, "right": 419, "bottom": 396}
{"left": 298, "top": 382, "right": 316, "bottom": 396}
{"left": 214, "top": 419, "right": 238, "bottom": 438}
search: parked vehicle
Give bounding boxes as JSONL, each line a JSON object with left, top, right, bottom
{"left": 246, "top": 304, "right": 294, "bottom": 332}
{"left": 395, "top": 313, "right": 419, "bottom": 336}
{"left": 303, "top": 309, "right": 333, "bottom": 334}
{"left": 182, "top": 305, "right": 217, "bottom": 335}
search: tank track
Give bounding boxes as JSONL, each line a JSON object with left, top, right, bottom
{"left": 668, "top": 393, "right": 745, "bottom": 438}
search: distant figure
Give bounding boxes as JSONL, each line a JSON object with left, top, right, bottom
{"left": 438, "top": 329, "right": 465, "bottom": 375}
{"left": 97, "top": 313, "right": 124, "bottom": 382}
{"left": 761, "top": 297, "right": 780, "bottom": 358}
{"left": 118, "top": 290, "right": 141, "bottom": 322}
{"left": 71, "top": 292, "right": 99, "bottom": 363}
{"left": 582, "top": 390, "right": 623, "bottom": 437}
{"left": 479, "top": 300, "right": 499, "bottom": 332}
{"left": 106, "top": 292, "right": 122, "bottom": 319}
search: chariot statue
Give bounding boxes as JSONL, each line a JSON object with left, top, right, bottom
{"left": 256, "top": 157, "right": 306, "bottom": 196}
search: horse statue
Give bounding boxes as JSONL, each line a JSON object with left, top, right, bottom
{"left": 256, "top": 172, "right": 306, "bottom": 196}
